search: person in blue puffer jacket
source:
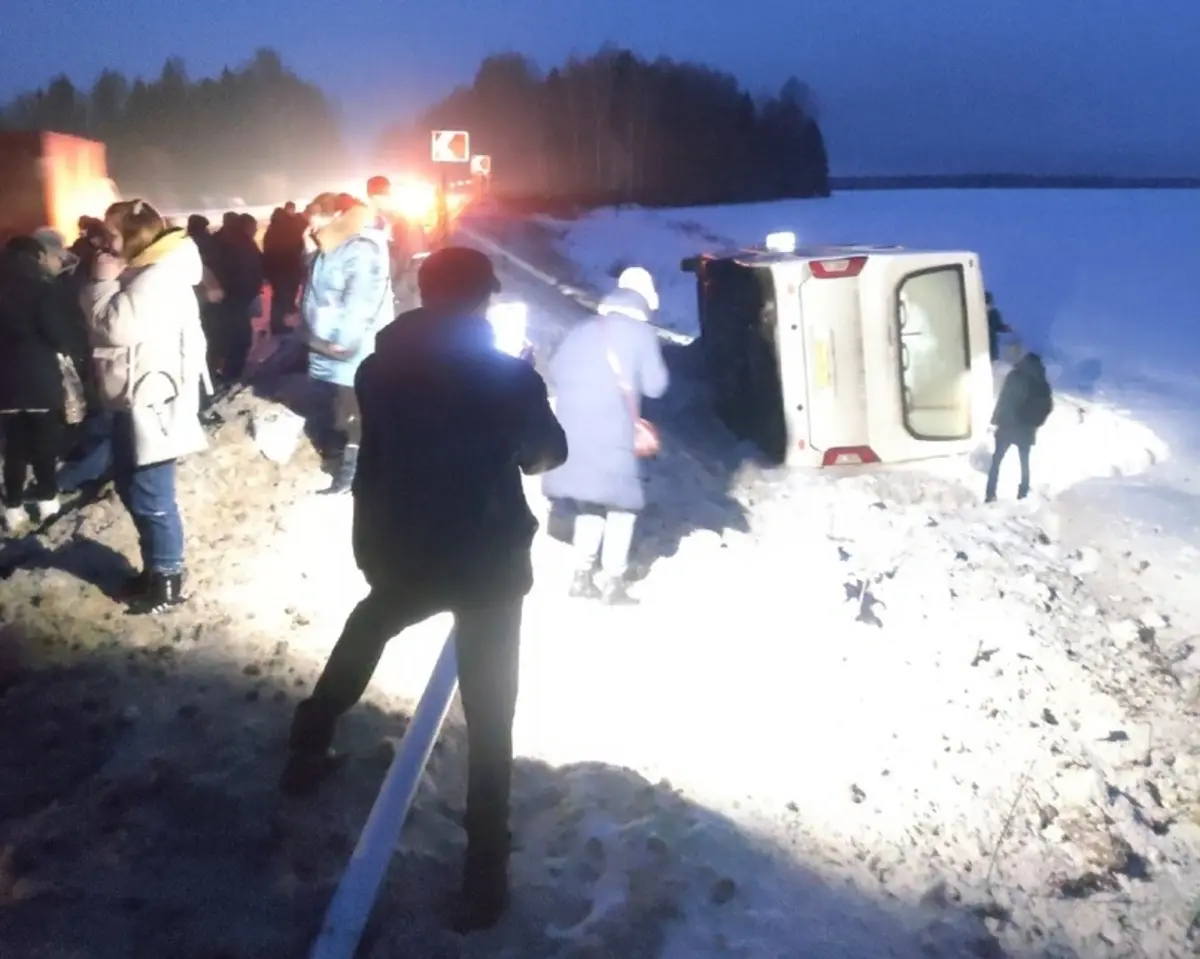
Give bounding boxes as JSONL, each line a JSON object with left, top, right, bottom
{"left": 300, "top": 192, "right": 394, "bottom": 493}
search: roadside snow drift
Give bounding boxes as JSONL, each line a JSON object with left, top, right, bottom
{"left": 491, "top": 190, "right": 1200, "bottom": 490}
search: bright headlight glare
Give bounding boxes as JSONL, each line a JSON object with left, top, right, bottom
{"left": 487, "top": 301, "right": 529, "bottom": 357}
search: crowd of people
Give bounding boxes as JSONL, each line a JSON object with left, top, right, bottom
{"left": 0, "top": 178, "right": 677, "bottom": 931}
{"left": 0, "top": 175, "right": 1054, "bottom": 930}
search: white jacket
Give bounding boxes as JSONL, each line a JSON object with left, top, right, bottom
{"left": 83, "top": 229, "right": 212, "bottom": 467}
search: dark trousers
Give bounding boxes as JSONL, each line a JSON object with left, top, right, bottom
{"left": 111, "top": 413, "right": 185, "bottom": 573}
{"left": 200, "top": 303, "right": 223, "bottom": 382}
{"left": 269, "top": 277, "right": 300, "bottom": 334}
{"left": 2, "top": 411, "right": 61, "bottom": 506}
{"left": 223, "top": 301, "right": 256, "bottom": 382}
{"left": 290, "top": 584, "right": 523, "bottom": 858}
{"left": 309, "top": 381, "right": 362, "bottom": 455}
{"left": 985, "top": 433, "right": 1031, "bottom": 500}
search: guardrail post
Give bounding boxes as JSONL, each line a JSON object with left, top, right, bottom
{"left": 309, "top": 629, "right": 460, "bottom": 959}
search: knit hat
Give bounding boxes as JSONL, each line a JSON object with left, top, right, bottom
{"left": 617, "top": 265, "right": 658, "bottom": 312}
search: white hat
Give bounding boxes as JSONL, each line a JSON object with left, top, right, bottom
{"left": 617, "top": 266, "right": 658, "bottom": 312}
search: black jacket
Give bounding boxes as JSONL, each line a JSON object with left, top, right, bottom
{"left": 992, "top": 353, "right": 1053, "bottom": 443}
{"left": 0, "top": 250, "right": 87, "bottom": 413}
{"left": 215, "top": 229, "right": 264, "bottom": 308}
{"left": 262, "top": 213, "right": 306, "bottom": 286}
{"left": 351, "top": 307, "right": 567, "bottom": 603}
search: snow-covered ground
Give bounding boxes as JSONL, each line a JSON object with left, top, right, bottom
{"left": 1, "top": 190, "right": 1198, "bottom": 959}
{"left": 455, "top": 190, "right": 1200, "bottom": 957}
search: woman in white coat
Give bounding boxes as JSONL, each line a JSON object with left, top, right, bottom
{"left": 83, "top": 199, "right": 211, "bottom": 613}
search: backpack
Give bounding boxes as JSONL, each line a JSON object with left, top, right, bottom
{"left": 1020, "top": 380, "right": 1053, "bottom": 428}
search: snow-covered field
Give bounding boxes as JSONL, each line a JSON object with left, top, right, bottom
{"left": 1, "top": 190, "right": 1198, "bottom": 959}
{"left": 458, "top": 189, "right": 1200, "bottom": 957}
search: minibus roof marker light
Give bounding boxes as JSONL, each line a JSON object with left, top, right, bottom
{"left": 765, "top": 231, "right": 797, "bottom": 253}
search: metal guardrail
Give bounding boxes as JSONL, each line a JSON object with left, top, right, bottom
{"left": 309, "top": 630, "right": 460, "bottom": 959}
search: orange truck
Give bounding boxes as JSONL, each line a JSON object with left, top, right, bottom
{"left": 0, "top": 130, "right": 118, "bottom": 245}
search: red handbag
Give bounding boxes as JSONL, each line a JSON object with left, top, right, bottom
{"left": 604, "top": 325, "right": 660, "bottom": 458}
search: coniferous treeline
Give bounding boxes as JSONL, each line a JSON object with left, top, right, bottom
{"left": 381, "top": 47, "right": 831, "bottom": 212}
{"left": 0, "top": 48, "right": 343, "bottom": 208}
{"left": 1, "top": 45, "right": 830, "bottom": 213}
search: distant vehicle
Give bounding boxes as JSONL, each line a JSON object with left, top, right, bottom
{"left": 681, "top": 232, "right": 994, "bottom": 467}
{"left": 0, "top": 130, "right": 118, "bottom": 244}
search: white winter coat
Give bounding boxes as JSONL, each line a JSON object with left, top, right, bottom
{"left": 82, "top": 229, "right": 212, "bottom": 467}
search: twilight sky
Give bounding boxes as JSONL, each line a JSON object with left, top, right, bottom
{"left": 1, "top": 0, "right": 1193, "bottom": 176}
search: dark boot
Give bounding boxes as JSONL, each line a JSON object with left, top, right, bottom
{"left": 319, "top": 444, "right": 358, "bottom": 496}
{"left": 568, "top": 568, "right": 599, "bottom": 599}
{"left": 279, "top": 749, "right": 346, "bottom": 798}
{"left": 115, "top": 568, "right": 151, "bottom": 601}
{"left": 447, "top": 846, "right": 509, "bottom": 934}
{"left": 128, "top": 571, "right": 185, "bottom": 614}
{"left": 280, "top": 698, "right": 346, "bottom": 798}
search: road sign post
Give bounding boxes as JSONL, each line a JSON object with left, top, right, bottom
{"left": 469, "top": 154, "right": 492, "bottom": 202}
{"left": 431, "top": 130, "right": 470, "bottom": 240}
{"left": 430, "top": 130, "right": 470, "bottom": 165}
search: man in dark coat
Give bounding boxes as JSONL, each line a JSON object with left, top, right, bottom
{"left": 281, "top": 246, "right": 567, "bottom": 932}
{"left": 0, "top": 235, "right": 87, "bottom": 532}
{"left": 262, "top": 206, "right": 306, "bottom": 335}
{"left": 985, "top": 352, "right": 1053, "bottom": 502}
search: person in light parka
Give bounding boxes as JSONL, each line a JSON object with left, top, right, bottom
{"left": 300, "top": 191, "right": 394, "bottom": 494}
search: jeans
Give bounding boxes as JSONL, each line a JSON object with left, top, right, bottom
{"left": 111, "top": 413, "right": 185, "bottom": 573}
{"left": 1, "top": 411, "right": 61, "bottom": 505}
{"left": 985, "top": 432, "right": 1032, "bottom": 500}
{"left": 290, "top": 585, "right": 523, "bottom": 860}
{"left": 58, "top": 409, "right": 113, "bottom": 492}
{"left": 573, "top": 505, "right": 636, "bottom": 577}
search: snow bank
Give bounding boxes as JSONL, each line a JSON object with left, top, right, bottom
{"left": 517, "top": 191, "right": 1197, "bottom": 489}
{"left": 955, "top": 366, "right": 1173, "bottom": 496}
{"left": 539, "top": 190, "right": 1200, "bottom": 442}
{"left": 541, "top": 191, "right": 1200, "bottom": 398}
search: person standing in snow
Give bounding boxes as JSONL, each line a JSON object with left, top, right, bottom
{"left": 542, "top": 266, "right": 669, "bottom": 604}
{"left": 0, "top": 234, "right": 87, "bottom": 534}
{"left": 986, "top": 291, "right": 1011, "bottom": 362}
{"left": 299, "top": 192, "right": 393, "bottom": 494}
{"left": 281, "top": 246, "right": 566, "bottom": 933}
{"left": 262, "top": 206, "right": 306, "bottom": 336}
{"left": 984, "top": 351, "right": 1053, "bottom": 502}
{"left": 208, "top": 212, "right": 263, "bottom": 384}
{"left": 81, "top": 199, "right": 212, "bottom": 612}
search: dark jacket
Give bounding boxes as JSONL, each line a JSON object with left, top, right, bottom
{"left": 0, "top": 248, "right": 87, "bottom": 413}
{"left": 214, "top": 229, "right": 263, "bottom": 308}
{"left": 262, "top": 211, "right": 306, "bottom": 286}
{"left": 991, "top": 353, "right": 1053, "bottom": 444}
{"left": 351, "top": 307, "right": 567, "bottom": 603}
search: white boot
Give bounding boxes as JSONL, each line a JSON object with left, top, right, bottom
{"left": 36, "top": 498, "right": 60, "bottom": 522}
{"left": 3, "top": 506, "right": 28, "bottom": 535}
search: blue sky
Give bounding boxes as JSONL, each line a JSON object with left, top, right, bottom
{"left": 1, "top": 0, "right": 1194, "bottom": 176}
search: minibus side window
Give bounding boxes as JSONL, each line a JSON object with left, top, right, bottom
{"left": 895, "top": 266, "right": 972, "bottom": 440}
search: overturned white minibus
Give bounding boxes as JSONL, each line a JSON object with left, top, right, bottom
{"left": 681, "top": 234, "right": 994, "bottom": 467}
